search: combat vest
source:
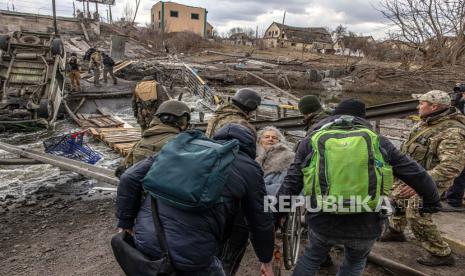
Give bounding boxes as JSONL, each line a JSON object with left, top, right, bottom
{"left": 124, "top": 120, "right": 180, "bottom": 168}
{"left": 402, "top": 108, "right": 465, "bottom": 170}
{"left": 205, "top": 103, "right": 254, "bottom": 138}
{"left": 132, "top": 81, "right": 160, "bottom": 131}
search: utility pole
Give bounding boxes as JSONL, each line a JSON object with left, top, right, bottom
{"left": 86, "top": 0, "right": 90, "bottom": 19}
{"left": 282, "top": 10, "right": 286, "bottom": 25}
{"left": 82, "top": 0, "right": 85, "bottom": 17}
{"left": 109, "top": 5, "right": 113, "bottom": 24}
{"left": 73, "top": 1, "right": 76, "bottom": 17}
{"left": 52, "top": 0, "right": 58, "bottom": 35}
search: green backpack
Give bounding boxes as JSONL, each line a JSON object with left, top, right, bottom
{"left": 302, "top": 116, "right": 393, "bottom": 213}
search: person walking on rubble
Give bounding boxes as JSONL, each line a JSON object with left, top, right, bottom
{"left": 276, "top": 99, "right": 440, "bottom": 275}
{"left": 67, "top": 53, "right": 81, "bottom": 92}
{"left": 379, "top": 90, "right": 465, "bottom": 266}
{"left": 116, "top": 100, "right": 190, "bottom": 177}
{"left": 116, "top": 123, "right": 275, "bottom": 275}
{"left": 89, "top": 49, "right": 102, "bottom": 86}
{"left": 132, "top": 79, "right": 162, "bottom": 131}
{"left": 102, "top": 52, "right": 117, "bottom": 85}
{"left": 298, "top": 95, "right": 331, "bottom": 135}
{"left": 205, "top": 88, "right": 261, "bottom": 138}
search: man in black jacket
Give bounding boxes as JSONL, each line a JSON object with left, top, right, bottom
{"left": 277, "top": 99, "right": 440, "bottom": 276}
{"left": 116, "top": 123, "right": 275, "bottom": 275}
{"left": 102, "top": 52, "right": 117, "bottom": 85}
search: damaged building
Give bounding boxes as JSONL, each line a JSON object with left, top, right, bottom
{"left": 263, "top": 22, "right": 333, "bottom": 53}
{"left": 150, "top": 1, "right": 213, "bottom": 38}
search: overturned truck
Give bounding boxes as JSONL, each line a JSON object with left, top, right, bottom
{"left": 0, "top": 31, "right": 66, "bottom": 128}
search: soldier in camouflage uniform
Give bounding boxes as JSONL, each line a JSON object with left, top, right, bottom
{"left": 115, "top": 100, "right": 190, "bottom": 177}
{"left": 205, "top": 88, "right": 261, "bottom": 138}
{"left": 297, "top": 95, "right": 331, "bottom": 135}
{"left": 380, "top": 90, "right": 465, "bottom": 266}
{"left": 132, "top": 80, "right": 165, "bottom": 131}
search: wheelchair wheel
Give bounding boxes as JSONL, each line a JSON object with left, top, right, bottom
{"left": 282, "top": 206, "right": 303, "bottom": 270}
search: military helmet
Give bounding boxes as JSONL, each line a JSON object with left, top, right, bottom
{"left": 155, "top": 100, "right": 191, "bottom": 118}
{"left": 232, "top": 88, "right": 261, "bottom": 112}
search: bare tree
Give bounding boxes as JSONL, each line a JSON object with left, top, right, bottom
{"left": 379, "top": 0, "right": 465, "bottom": 66}
{"left": 132, "top": 0, "right": 141, "bottom": 25}
{"left": 122, "top": 3, "right": 134, "bottom": 23}
{"left": 227, "top": 27, "right": 255, "bottom": 39}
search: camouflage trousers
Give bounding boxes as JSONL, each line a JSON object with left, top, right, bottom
{"left": 389, "top": 182, "right": 451, "bottom": 256}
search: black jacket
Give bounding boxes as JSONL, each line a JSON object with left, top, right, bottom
{"left": 116, "top": 124, "right": 274, "bottom": 271}
{"left": 277, "top": 115, "right": 440, "bottom": 239}
{"left": 102, "top": 55, "right": 115, "bottom": 67}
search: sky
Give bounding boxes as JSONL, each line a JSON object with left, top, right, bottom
{"left": 0, "top": 0, "right": 393, "bottom": 39}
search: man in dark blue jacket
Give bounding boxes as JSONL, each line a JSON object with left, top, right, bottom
{"left": 277, "top": 99, "right": 441, "bottom": 276}
{"left": 116, "top": 123, "right": 275, "bottom": 275}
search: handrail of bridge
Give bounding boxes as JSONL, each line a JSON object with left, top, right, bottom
{"left": 190, "top": 99, "right": 419, "bottom": 131}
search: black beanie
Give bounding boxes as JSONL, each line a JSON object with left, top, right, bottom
{"left": 333, "top": 99, "right": 366, "bottom": 118}
{"left": 298, "top": 95, "right": 322, "bottom": 114}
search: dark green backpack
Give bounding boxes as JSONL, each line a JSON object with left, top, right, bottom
{"left": 302, "top": 116, "right": 393, "bottom": 213}
{"left": 143, "top": 130, "right": 239, "bottom": 212}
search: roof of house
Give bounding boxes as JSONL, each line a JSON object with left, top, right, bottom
{"left": 268, "top": 22, "right": 332, "bottom": 44}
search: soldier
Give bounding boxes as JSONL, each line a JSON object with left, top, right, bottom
{"left": 89, "top": 49, "right": 102, "bottom": 86}
{"left": 380, "top": 90, "right": 465, "bottom": 266}
{"left": 102, "top": 53, "right": 117, "bottom": 85}
{"left": 131, "top": 80, "right": 163, "bottom": 131}
{"left": 122, "top": 100, "right": 190, "bottom": 171}
{"left": 205, "top": 88, "right": 261, "bottom": 137}
{"left": 297, "top": 95, "right": 331, "bottom": 135}
{"left": 67, "top": 53, "right": 81, "bottom": 92}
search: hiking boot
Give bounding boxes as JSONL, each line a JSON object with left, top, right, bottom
{"left": 440, "top": 201, "right": 465, "bottom": 212}
{"left": 417, "top": 253, "right": 455, "bottom": 267}
{"left": 320, "top": 254, "right": 333, "bottom": 267}
{"left": 378, "top": 227, "right": 406, "bottom": 242}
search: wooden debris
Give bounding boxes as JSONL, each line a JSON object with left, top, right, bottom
{"left": 88, "top": 127, "right": 141, "bottom": 156}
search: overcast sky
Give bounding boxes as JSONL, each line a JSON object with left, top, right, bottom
{"left": 0, "top": 0, "right": 392, "bottom": 38}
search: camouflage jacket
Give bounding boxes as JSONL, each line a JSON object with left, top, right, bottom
{"left": 401, "top": 107, "right": 465, "bottom": 190}
{"left": 89, "top": 52, "right": 102, "bottom": 68}
{"left": 124, "top": 118, "right": 180, "bottom": 168}
{"left": 205, "top": 103, "right": 255, "bottom": 138}
{"left": 132, "top": 96, "right": 159, "bottom": 132}
{"left": 304, "top": 108, "right": 332, "bottom": 135}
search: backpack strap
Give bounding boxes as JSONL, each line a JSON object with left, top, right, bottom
{"left": 150, "top": 197, "right": 174, "bottom": 267}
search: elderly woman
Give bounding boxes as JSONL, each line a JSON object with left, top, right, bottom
{"left": 256, "top": 126, "right": 295, "bottom": 195}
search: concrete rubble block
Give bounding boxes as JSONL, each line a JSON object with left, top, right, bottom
{"left": 110, "top": 35, "right": 126, "bottom": 60}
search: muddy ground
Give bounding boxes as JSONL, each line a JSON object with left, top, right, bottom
{"left": 3, "top": 192, "right": 464, "bottom": 276}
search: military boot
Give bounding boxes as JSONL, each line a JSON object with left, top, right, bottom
{"left": 417, "top": 253, "right": 455, "bottom": 266}
{"left": 378, "top": 227, "right": 406, "bottom": 242}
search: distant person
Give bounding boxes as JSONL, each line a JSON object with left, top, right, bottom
{"left": 298, "top": 95, "right": 331, "bottom": 135}
{"left": 205, "top": 88, "right": 261, "bottom": 137}
{"left": 132, "top": 79, "right": 162, "bottom": 131}
{"left": 67, "top": 53, "right": 81, "bottom": 92}
{"left": 277, "top": 99, "right": 440, "bottom": 275}
{"left": 102, "top": 52, "right": 117, "bottom": 85}
{"left": 89, "top": 49, "right": 102, "bottom": 86}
